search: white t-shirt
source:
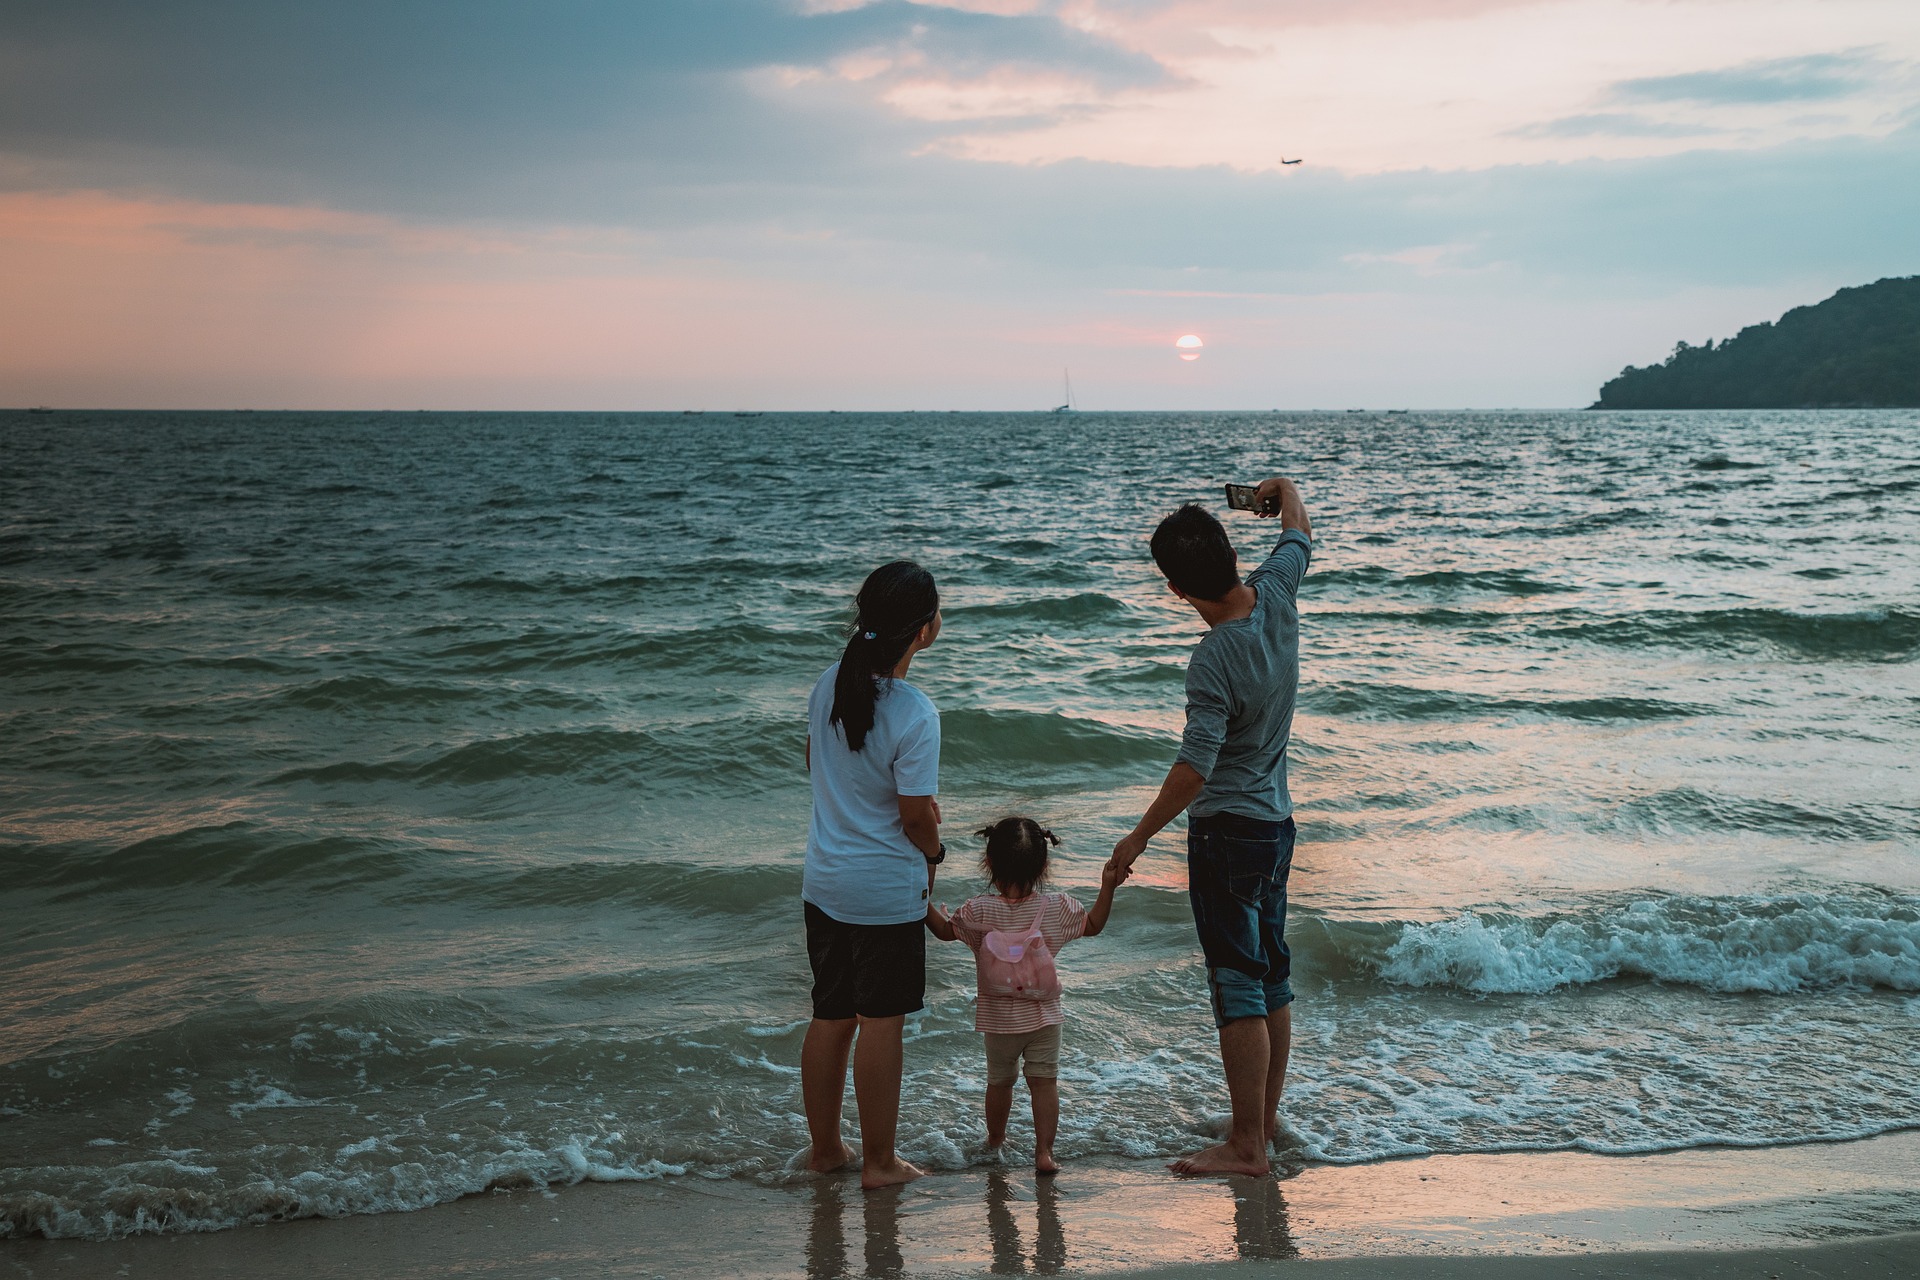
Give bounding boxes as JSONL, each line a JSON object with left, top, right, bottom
{"left": 803, "top": 661, "right": 941, "bottom": 926}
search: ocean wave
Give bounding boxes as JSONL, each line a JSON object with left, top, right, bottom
{"left": 0, "top": 1139, "right": 686, "bottom": 1240}
{"left": 423, "top": 623, "right": 829, "bottom": 675}
{"left": 1616, "top": 787, "right": 1916, "bottom": 842}
{"left": 268, "top": 723, "right": 796, "bottom": 790}
{"left": 1306, "top": 681, "right": 1706, "bottom": 723}
{"left": 201, "top": 565, "right": 365, "bottom": 601}
{"left": 5, "top": 823, "right": 421, "bottom": 899}
{"left": 940, "top": 707, "right": 1169, "bottom": 776}
{"left": 1349, "top": 894, "right": 1920, "bottom": 995}
{"left": 1313, "top": 566, "right": 1576, "bottom": 596}
{"left": 274, "top": 675, "right": 486, "bottom": 711}
{"left": 272, "top": 675, "right": 598, "bottom": 715}
{"left": 945, "top": 593, "right": 1130, "bottom": 626}
{"left": 0, "top": 639, "right": 149, "bottom": 676}
{"left": 446, "top": 859, "right": 800, "bottom": 914}
{"left": 1544, "top": 607, "right": 1920, "bottom": 661}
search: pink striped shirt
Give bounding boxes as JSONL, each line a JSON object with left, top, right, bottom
{"left": 950, "top": 892, "right": 1089, "bottom": 1034}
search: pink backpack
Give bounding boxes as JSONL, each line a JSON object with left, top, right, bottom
{"left": 977, "top": 916, "right": 1061, "bottom": 1002}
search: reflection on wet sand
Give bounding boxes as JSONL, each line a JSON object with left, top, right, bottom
{"left": 1231, "top": 1174, "right": 1298, "bottom": 1260}
{"left": 864, "top": 1186, "right": 907, "bottom": 1278}
{"left": 804, "top": 1178, "right": 912, "bottom": 1279}
{"left": 985, "top": 1170, "right": 1068, "bottom": 1275}
{"left": 804, "top": 1168, "right": 1296, "bottom": 1276}
{"left": 805, "top": 1178, "right": 850, "bottom": 1279}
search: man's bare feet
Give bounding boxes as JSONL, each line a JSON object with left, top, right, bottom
{"left": 806, "top": 1141, "right": 856, "bottom": 1175}
{"left": 1035, "top": 1148, "right": 1060, "bottom": 1175}
{"left": 1168, "top": 1141, "right": 1270, "bottom": 1177}
{"left": 861, "top": 1157, "right": 925, "bottom": 1191}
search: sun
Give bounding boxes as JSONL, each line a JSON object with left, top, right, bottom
{"left": 1175, "top": 334, "right": 1204, "bottom": 361}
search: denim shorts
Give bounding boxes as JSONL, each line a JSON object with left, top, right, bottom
{"left": 1188, "top": 812, "right": 1296, "bottom": 1029}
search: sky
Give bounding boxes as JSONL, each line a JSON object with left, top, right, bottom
{"left": 2, "top": 0, "right": 1917, "bottom": 409}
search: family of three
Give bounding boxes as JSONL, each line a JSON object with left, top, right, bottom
{"left": 799, "top": 475, "right": 1313, "bottom": 1190}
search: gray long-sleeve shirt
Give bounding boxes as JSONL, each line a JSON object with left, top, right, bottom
{"left": 1175, "top": 528, "right": 1312, "bottom": 821}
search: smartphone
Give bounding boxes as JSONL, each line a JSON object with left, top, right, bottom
{"left": 1224, "top": 483, "right": 1277, "bottom": 514}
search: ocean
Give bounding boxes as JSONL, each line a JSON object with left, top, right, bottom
{"left": 3, "top": 409, "right": 1917, "bottom": 1241}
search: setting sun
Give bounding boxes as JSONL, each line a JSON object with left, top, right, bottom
{"left": 1176, "top": 334, "right": 1204, "bottom": 361}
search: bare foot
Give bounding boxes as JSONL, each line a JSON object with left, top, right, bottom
{"left": 806, "top": 1141, "right": 856, "bottom": 1175}
{"left": 861, "top": 1157, "right": 925, "bottom": 1191}
{"left": 1035, "top": 1149, "right": 1060, "bottom": 1175}
{"left": 985, "top": 1131, "right": 1007, "bottom": 1150}
{"left": 1169, "top": 1142, "right": 1270, "bottom": 1177}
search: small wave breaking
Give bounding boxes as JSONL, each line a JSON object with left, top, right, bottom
{"left": 1365, "top": 894, "right": 1920, "bottom": 995}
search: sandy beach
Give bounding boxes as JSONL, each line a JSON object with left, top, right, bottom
{"left": 9, "top": 1131, "right": 1919, "bottom": 1278}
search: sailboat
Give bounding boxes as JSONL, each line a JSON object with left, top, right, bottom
{"left": 1051, "top": 369, "right": 1075, "bottom": 413}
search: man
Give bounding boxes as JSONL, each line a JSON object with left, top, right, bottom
{"left": 1107, "top": 475, "right": 1311, "bottom": 1177}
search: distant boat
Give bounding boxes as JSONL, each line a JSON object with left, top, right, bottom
{"left": 1387, "top": 409, "right": 1410, "bottom": 415}
{"left": 733, "top": 412, "right": 762, "bottom": 418}
{"left": 27, "top": 406, "right": 54, "bottom": 414}
{"left": 682, "top": 409, "right": 703, "bottom": 415}
{"left": 1051, "top": 369, "right": 1076, "bottom": 413}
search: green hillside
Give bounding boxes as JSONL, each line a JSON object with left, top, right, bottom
{"left": 1593, "top": 276, "right": 1920, "bottom": 409}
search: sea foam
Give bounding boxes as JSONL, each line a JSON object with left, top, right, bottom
{"left": 1375, "top": 895, "right": 1920, "bottom": 994}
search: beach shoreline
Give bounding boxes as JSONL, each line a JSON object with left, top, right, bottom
{"left": 8, "top": 1131, "right": 1919, "bottom": 1278}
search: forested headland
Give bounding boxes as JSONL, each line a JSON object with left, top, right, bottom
{"left": 1593, "top": 276, "right": 1920, "bottom": 409}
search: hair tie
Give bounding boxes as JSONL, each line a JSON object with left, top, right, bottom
{"left": 863, "top": 630, "right": 877, "bottom": 640}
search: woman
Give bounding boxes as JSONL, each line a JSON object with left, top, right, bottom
{"left": 800, "top": 560, "right": 943, "bottom": 1190}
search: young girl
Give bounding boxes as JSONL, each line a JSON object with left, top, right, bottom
{"left": 926, "top": 817, "right": 1121, "bottom": 1174}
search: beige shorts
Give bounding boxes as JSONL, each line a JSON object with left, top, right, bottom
{"left": 984, "top": 1024, "right": 1061, "bottom": 1085}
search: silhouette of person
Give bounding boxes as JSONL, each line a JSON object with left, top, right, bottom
{"left": 805, "top": 1177, "right": 851, "bottom": 1280}
{"left": 1032, "top": 1175, "right": 1067, "bottom": 1274}
{"left": 1230, "top": 1175, "right": 1298, "bottom": 1260}
{"left": 985, "top": 1169, "right": 1027, "bottom": 1275}
{"left": 862, "top": 1184, "right": 907, "bottom": 1278}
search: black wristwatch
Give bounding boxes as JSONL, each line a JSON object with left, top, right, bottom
{"left": 924, "top": 843, "right": 946, "bottom": 866}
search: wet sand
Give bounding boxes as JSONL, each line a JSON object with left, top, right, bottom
{"left": 6, "top": 1132, "right": 1919, "bottom": 1278}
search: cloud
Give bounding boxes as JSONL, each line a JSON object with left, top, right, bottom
{"left": 0, "top": 0, "right": 1158, "bottom": 214}
{"left": 3, "top": 0, "right": 1918, "bottom": 408}
{"left": 1507, "top": 113, "right": 1719, "bottom": 139}
{"left": 1609, "top": 51, "right": 1887, "bottom": 106}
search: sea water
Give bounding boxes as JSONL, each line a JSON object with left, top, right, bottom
{"left": 2, "top": 409, "right": 1917, "bottom": 1239}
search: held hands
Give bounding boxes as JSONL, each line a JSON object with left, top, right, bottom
{"left": 1105, "top": 830, "right": 1148, "bottom": 885}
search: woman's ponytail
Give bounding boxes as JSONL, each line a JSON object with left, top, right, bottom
{"left": 830, "top": 560, "right": 938, "bottom": 753}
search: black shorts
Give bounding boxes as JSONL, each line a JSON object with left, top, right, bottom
{"left": 804, "top": 901, "right": 926, "bottom": 1020}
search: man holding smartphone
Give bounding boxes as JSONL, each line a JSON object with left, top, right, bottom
{"left": 1106, "top": 475, "right": 1312, "bottom": 1177}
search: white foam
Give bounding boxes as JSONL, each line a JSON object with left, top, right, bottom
{"left": 1376, "top": 896, "right": 1920, "bottom": 995}
{"left": 226, "top": 1085, "right": 319, "bottom": 1118}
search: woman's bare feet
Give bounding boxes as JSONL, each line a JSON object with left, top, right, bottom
{"left": 1168, "top": 1141, "right": 1270, "bottom": 1177}
{"left": 1034, "top": 1148, "right": 1060, "bottom": 1175}
{"left": 806, "top": 1141, "right": 856, "bottom": 1175}
{"left": 861, "top": 1156, "right": 925, "bottom": 1191}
